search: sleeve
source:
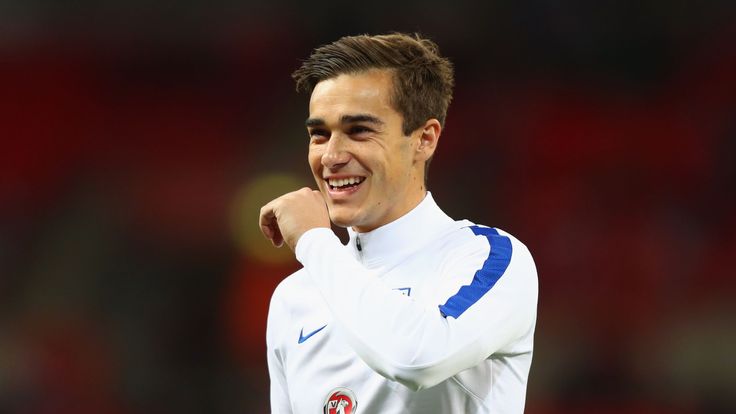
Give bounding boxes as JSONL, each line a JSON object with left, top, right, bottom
{"left": 295, "top": 227, "right": 538, "bottom": 391}
{"left": 266, "top": 287, "right": 293, "bottom": 414}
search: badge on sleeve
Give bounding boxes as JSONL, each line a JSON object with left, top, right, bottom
{"left": 323, "top": 387, "right": 357, "bottom": 414}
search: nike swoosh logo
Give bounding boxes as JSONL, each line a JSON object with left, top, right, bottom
{"left": 298, "top": 324, "right": 327, "bottom": 344}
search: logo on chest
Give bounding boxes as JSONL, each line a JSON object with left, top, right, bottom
{"left": 323, "top": 387, "right": 357, "bottom": 414}
{"left": 393, "top": 287, "right": 411, "bottom": 296}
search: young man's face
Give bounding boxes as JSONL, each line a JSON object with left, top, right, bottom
{"left": 306, "top": 69, "right": 427, "bottom": 233}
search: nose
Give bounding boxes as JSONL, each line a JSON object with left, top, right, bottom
{"left": 321, "top": 134, "right": 351, "bottom": 170}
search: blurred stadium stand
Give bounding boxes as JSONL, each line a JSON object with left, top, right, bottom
{"left": 1, "top": 1, "right": 735, "bottom": 413}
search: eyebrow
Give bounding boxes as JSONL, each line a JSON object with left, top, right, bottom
{"left": 305, "top": 114, "right": 385, "bottom": 128}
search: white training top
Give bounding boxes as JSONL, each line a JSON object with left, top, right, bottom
{"left": 266, "top": 193, "right": 538, "bottom": 414}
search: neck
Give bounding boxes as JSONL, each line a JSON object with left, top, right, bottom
{"left": 352, "top": 189, "right": 427, "bottom": 233}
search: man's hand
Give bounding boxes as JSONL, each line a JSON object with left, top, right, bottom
{"left": 259, "top": 188, "right": 330, "bottom": 251}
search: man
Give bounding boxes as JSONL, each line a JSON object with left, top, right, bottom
{"left": 259, "top": 33, "right": 538, "bottom": 414}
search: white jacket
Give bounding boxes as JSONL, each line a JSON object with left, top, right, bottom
{"left": 267, "top": 193, "right": 538, "bottom": 413}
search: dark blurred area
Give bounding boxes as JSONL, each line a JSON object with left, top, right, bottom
{"left": 1, "top": 1, "right": 735, "bottom": 413}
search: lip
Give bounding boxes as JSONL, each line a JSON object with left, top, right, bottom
{"left": 323, "top": 176, "right": 366, "bottom": 201}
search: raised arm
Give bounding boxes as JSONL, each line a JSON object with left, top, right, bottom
{"left": 295, "top": 227, "right": 538, "bottom": 391}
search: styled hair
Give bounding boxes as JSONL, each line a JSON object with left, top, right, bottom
{"left": 292, "top": 32, "right": 454, "bottom": 136}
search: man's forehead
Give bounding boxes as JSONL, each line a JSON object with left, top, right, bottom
{"left": 314, "top": 68, "right": 394, "bottom": 90}
{"left": 311, "top": 70, "right": 393, "bottom": 100}
{"left": 308, "top": 71, "right": 395, "bottom": 121}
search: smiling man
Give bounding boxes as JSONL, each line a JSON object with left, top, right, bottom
{"left": 259, "top": 33, "right": 538, "bottom": 414}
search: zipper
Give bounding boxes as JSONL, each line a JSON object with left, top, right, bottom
{"left": 355, "top": 235, "right": 363, "bottom": 261}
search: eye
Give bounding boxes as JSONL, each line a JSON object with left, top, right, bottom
{"left": 309, "top": 129, "right": 329, "bottom": 141}
{"left": 348, "top": 125, "right": 373, "bottom": 136}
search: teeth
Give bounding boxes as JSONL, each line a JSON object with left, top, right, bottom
{"left": 328, "top": 177, "right": 363, "bottom": 187}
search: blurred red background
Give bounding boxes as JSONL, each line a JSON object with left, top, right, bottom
{"left": 1, "top": 1, "right": 735, "bottom": 413}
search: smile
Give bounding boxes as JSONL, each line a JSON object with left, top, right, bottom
{"left": 326, "top": 176, "right": 366, "bottom": 191}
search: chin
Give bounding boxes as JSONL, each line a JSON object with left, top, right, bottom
{"left": 328, "top": 215, "right": 353, "bottom": 229}
{"left": 328, "top": 208, "right": 361, "bottom": 229}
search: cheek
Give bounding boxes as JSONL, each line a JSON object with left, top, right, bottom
{"left": 308, "top": 150, "right": 322, "bottom": 172}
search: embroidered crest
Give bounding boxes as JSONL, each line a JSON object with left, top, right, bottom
{"left": 323, "top": 387, "right": 357, "bottom": 414}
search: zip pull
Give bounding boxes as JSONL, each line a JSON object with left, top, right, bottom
{"left": 356, "top": 236, "right": 362, "bottom": 252}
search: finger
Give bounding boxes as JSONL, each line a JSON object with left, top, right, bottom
{"left": 260, "top": 202, "right": 286, "bottom": 248}
{"left": 259, "top": 204, "right": 275, "bottom": 240}
{"left": 271, "top": 223, "right": 284, "bottom": 248}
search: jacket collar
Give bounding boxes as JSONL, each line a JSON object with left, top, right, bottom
{"left": 346, "top": 192, "right": 455, "bottom": 269}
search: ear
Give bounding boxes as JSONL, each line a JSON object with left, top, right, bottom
{"left": 414, "top": 118, "right": 442, "bottom": 162}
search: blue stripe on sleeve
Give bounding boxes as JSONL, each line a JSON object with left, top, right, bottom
{"left": 438, "top": 226, "right": 513, "bottom": 319}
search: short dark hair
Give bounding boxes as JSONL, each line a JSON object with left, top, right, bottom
{"left": 292, "top": 32, "right": 454, "bottom": 137}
